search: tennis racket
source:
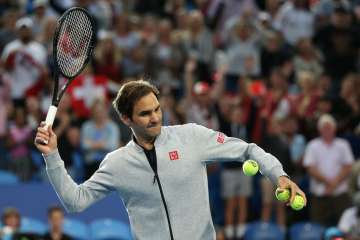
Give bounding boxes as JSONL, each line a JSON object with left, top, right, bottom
{"left": 38, "top": 7, "right": 96, "bottom": 144}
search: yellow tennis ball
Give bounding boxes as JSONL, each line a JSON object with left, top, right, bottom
{"left": 242, "top": 160, "right": 259, "bottom": 176}
{"left": 275, "top": 188, "right": 290, "bottom": 202}
{"left": 290, "top": 195, "right": 305, "bottom": 211}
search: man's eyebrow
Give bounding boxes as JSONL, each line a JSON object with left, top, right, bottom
{"left": 138, "top": 104, "right": 160, "bottom": 115}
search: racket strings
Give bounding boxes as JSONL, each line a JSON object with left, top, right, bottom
{"left": 56, "top": 10, "right": 93, "bottom": 78}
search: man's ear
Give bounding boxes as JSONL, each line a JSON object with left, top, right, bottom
{"left": 120, "top": 114, "right": 131, "bottom": 127}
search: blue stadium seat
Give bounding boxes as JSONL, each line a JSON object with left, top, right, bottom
{"left": 0, "top": 170, "right": 19, "bottom": 184}
{"left": 90, "top": 218, "right": 132, "bottom": 240}
{"left": 19, "top": 217, "right": 47, "bottom": 234}
{"left": 63, "top": 218, "right": 89, "bottom": 240}
{"left": 323, "top": 227, "right": 345, "bottom": 240}
{"left": 289, "top": 222, "right": 325, "bottom": 240}
{"left": 244, "top": 221, "right": 285, "bottom": 240}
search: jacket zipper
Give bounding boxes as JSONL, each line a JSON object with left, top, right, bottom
{"left": 154, "top": 173, "right": 174, "bottom": 240}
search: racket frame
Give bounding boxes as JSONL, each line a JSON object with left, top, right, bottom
{"left": 44, "top": 7, "right": 96, "bottom": 127}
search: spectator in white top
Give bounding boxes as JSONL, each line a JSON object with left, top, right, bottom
{"left": 338, "top": 160, "right": 360, "bottom": 239}
{"left": 311, "top": 0, "right": 351, "bottom": 27}
{"left": 338, "top": 192, "right": 360, "bottom": 239}
{"left": 207, "top": 0, "right": 258, "bottom": 43}
{"left": 183, "top": 10, "right": 215, "bottom": 82}
{"left": 274, "top": 0, "right": 315, "bottom": 46}
{"left": 30, "top": 0, "right": 57, "bottom": 36}
{"left": 1, "top": 17, "right": 47, "bottom": 104}
{"left": 303, "top": 114, "right": 354, "bottom": 226}
{"left": 225, "top": 18, "right": 261, "bottom": 77}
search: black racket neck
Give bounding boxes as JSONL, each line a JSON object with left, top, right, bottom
{"left": 51, "top": 69, "right": 60, "bottom": 107}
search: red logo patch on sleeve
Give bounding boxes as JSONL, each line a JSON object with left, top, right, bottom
{"left": 217, "top": 132, "right": 225, "bottom": 144}
{"left": 169, "top": 151, "right": 179, "bottom": 160}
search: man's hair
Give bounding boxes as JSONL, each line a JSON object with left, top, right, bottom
{"left": 47, "top": 206, "right": 64, "bottom": 217}
{"left": 318, "top": 113, "right": 336, "bottom": 130}
{"left": 112, "top": 80, "right": 159, "bottom": 119}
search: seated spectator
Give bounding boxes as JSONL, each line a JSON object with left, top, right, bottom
{"left": 222, "top": 105, "right": 253, "bottom": 239}
{"left": 6, "top": 107, "right": 34, "bottom": 181}
{"left": 159, "top": 92, "right": 184, "bottom": 126}
{"left": 313, "top": 5, "right": 358, "bottom": 95}
{"left": 260, "top": 116, "right": 293, "bottom": 229}
{"left": 81, "top": 99, "right": 120, "bottom": 178}
{"left": 293, "top": 38, "right": 323, "bottom": 80}
{"left": 30, "top": 0, "right": 57, "bottom": 36}
{"left": 114, "top": 14, "right": 140, "bottom": 54}
{"left": 182, "top": 58, "right": 220, "bottom": 130}
{"left": 332, "top": 73, "right": 360, "bottom": 134}
{"left": 282, "top": 115, "right": 307, "bottom": 181}
{"left": 225, "top": 17, "right": 261, "bottom": 78}
{"left": 338, "top": 160, "right": 360, "bottom": 239}
{"left": 293, "top": 71, "right": 320, "bottom": 119}
{"left": 93, "top": 30, "right": 122, "bottom": 89}
{"left": 145, "top": 19, "right": 186, "bottom": 91}
{"left": 337, "top": 193, "right": 360, "bottom": 239}
{"left": 260, "top": 30, "right": 291, "bottom": 78}
{"left": 0, "top": 9, "right": 18, "bottom": 56}
{"left": 183, "top": 10, "right": 214, "bottom": 83}
{"left": 43, "top": 206, "right": 72, "bottom": 240}
{"left": 303, "top": 114, "right": 354, "bottom": 226}
{"left": 273, "top": 0, "right": 314, "bottom": 46}
{"left": 349, "top": 161, "right": 360, "bottom": 198}
{"left": 1, "top": 17, "right": 47, "bottom": 104}
{"left": 0, "top": 207, "right": 20, "bottom": 238}
{"left": 261, "top": 68, "right": 292, "bottom": 122}
{"left": 0, "top": 69, "right": 11, "bottom": 169}
{"left": 25, "top": 96, "right": 44, "bottom": 130}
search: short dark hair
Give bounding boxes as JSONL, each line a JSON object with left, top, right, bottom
{"left": 112, "top": 80, "right": 159, "bottom": 119}
{"left": 47, "top": 206, "right": 64, "bottom": 217}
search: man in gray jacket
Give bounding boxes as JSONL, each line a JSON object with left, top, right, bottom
{"left": 35, "top": 80, "right": 307, "bottom": 240}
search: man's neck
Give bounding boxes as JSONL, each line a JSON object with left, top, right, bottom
{"left": 133, "top": 134, "right": 155, "bottom": 150}
{"left": 51, "top": 228, "right": 62, "bottom": 240}
{"left": 322, "top": 137, "right": 334, "bottom": 145}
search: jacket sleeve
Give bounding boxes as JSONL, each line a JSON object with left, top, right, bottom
{"left": 191, "top": 123, "right": 288, "bottom": 185}
{"left": 43, "top": 149, "right": 114, "bottom": 213}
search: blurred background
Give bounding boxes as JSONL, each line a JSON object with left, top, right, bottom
{"left": 0, "top": 0, "right": 359, "bottom": 239}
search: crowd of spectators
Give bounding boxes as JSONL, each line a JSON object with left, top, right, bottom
{"left": 0, "top": 206, "right": 73, "bottom": 240}
{"left": 0, "top": 0, "right": 360, "bottom": 239}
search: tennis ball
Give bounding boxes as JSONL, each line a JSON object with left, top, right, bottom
{"left": 275, "top": 188, "right": 290, "bottom": 202}
{"left": 242, "top": 160, "right": 259, "bottom": 176}
{"left": 290, "top": 195, "right": 305, "bottom": 211}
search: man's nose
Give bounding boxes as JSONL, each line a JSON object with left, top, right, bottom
{"left": 150, "top": 112, "right": 160, "bottom": 122}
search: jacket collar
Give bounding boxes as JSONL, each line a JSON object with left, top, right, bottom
{"left": 128, "top": 126, "right": 167, "bottom": 152}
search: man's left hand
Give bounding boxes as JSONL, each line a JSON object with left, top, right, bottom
{"left": 277, "top": 176, "right": 307, "bottom": 206}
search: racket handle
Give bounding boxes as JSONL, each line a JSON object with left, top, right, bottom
{"left": 40, "top": 105, "right": 58, "bottom": 145}
{"left": 45, "top": 105, "right": 58, "bottom": 126}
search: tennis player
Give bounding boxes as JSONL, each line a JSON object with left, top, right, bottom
{"left": 35, "top": 80, "right": 307, "bottom": 239}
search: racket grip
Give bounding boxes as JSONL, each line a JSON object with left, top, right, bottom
{"left": 39, "top": 105, "right": 57, "bottom": 145}
{"left": 45, "top": 105, "right": 58, "bottom": 127}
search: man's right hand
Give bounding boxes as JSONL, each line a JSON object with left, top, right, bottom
{"left": 34, "top": 122, "right": 58, "bottom": 155}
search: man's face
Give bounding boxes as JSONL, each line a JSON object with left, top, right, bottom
{"left": 18, "top": 27, "right": 32, "bottom": 43}
{"left": 319, "top": 122, "right": 336, "bottom": 141}
{"left": 127, "top": 93, "right": 162, "bottom": 141}
{"left": 4, "top": 214, "right": 20, "bottom": 229}
{"left": 49, "top": 210, "right": 64, "bottom": 230}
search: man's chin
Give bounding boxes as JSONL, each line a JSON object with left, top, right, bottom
{"left": 147, "top": 126, "right": 161, "bottom": 136}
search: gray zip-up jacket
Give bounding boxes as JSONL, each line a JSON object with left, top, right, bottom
{"left": 44, "top": 123, "right": 287, "bottom": 240}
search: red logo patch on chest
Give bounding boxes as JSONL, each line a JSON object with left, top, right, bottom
{"left": 217, "top": 132, "right": 225, "bottom": 144}
{"left": 169, "top": 150, "right": 179, "bottom": 160}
